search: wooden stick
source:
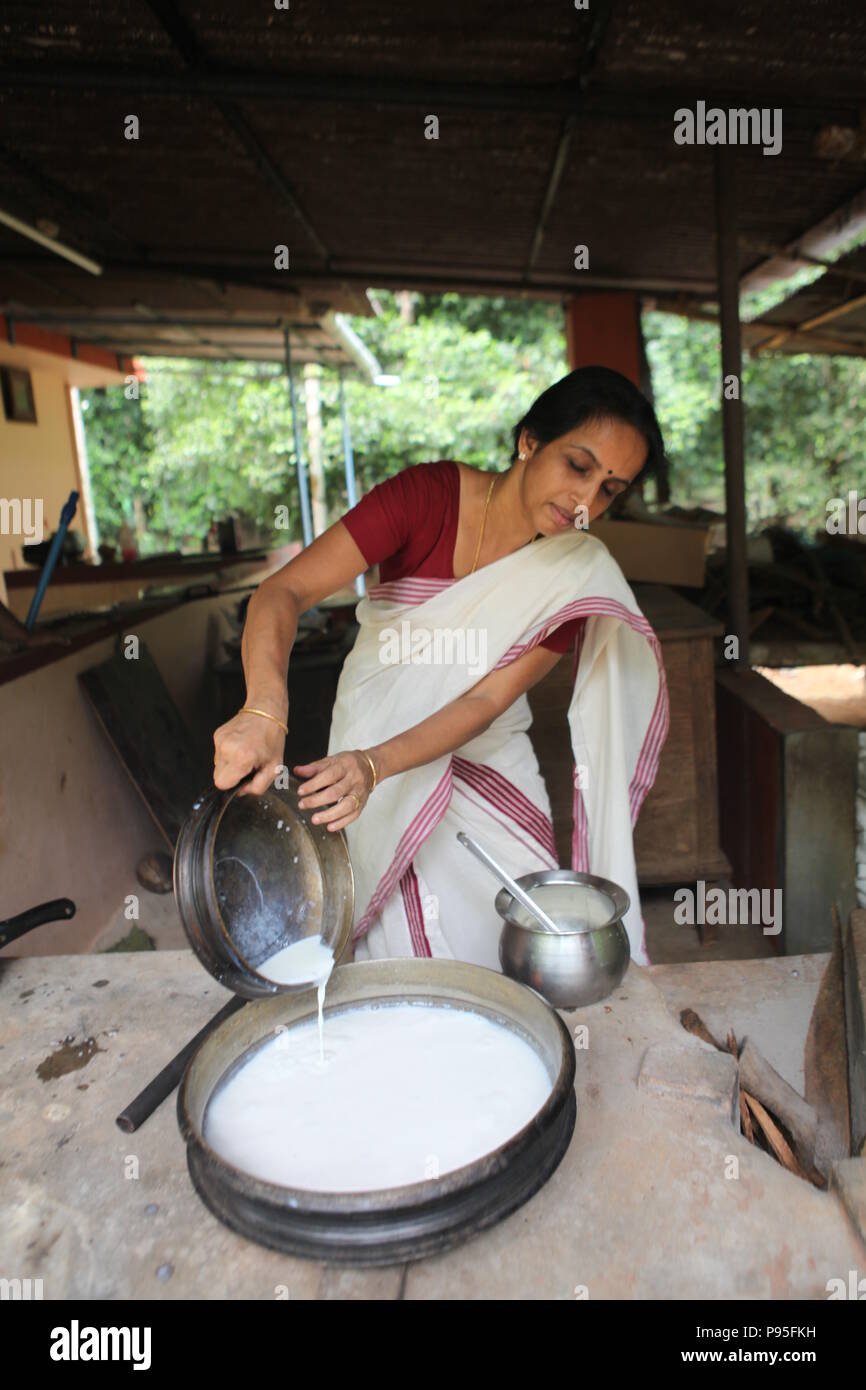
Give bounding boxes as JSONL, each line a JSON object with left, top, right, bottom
{"left": 743, "top": 1090, "right": 809, "bottom": 1178}
{"left": 742, "top": 1091, "right": 826, "bottom": 1188}
{"left": 680, "top": 1006, "right": 827, "bottom": 1185}
{"left": 738, "top": 1038, "right": 819, "bottom": 1169}
{"left": 739, "top": 1091, "right": 755, "bottom": 1142}
{"left": 680, "top": 1008, "right": 723, "bottom": 1051}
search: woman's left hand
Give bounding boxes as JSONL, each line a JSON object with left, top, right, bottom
{"left": 294, "top": 750, "right": 376, "bottom": 831}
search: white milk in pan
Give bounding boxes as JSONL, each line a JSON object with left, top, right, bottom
{"left": 203, "top": 1002, "right": 553, "bottom": 1193}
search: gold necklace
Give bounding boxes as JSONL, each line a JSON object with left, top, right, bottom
{"left": 469, "top": 475, "right": 497, "bottom": 575}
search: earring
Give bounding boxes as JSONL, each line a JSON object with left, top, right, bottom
{"left": 519, "top": 451, "right": 526, "bottom": 460}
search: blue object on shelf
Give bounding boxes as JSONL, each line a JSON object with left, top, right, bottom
{"left": 24, "top": 490, "right": 79, "bottom": 632}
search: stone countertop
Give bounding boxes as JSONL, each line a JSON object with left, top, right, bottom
{"left": 1, "top": 949, "right": 863, "bottom": 1300}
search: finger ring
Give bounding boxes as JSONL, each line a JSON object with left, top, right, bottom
{"left": 345, "top": 792, "right": 361, "bottom": 812}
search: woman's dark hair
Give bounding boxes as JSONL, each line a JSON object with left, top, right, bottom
{"left": 510, "top": 365, "right": 667, "bottom": 490}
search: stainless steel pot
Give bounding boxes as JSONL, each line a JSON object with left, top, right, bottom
{"left": 497, "top": 870, "right": 631, "bottom": 1009}
{"left": 177, "top": 958, "right": 576, "bottom": 1265}
{"left": 173, "top": 777, "right": 354, "bottom": 999}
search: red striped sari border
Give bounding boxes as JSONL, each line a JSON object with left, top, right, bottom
{"left": 452, "top": 755, "right": 557, "bottom": 860}
{"left": 400, "top": 862, "right": 432, "bottom": 958}
{"left": 452, "top": 783, "right": 559, "bottom": 869}
{"left": 352, "top": 765, "right": 453, "bottom": 941}
{"left": 367, "top": 577, "right": 454, "bottom": 603}
{"left": 565, "top": 599, "right": 669, "bottom": 867}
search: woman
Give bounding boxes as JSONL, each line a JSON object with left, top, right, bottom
{"left": 213, "top": 366, "right": 669, "bottom": 967}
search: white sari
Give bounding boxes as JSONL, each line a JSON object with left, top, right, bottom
{"left": 327, "top": 530, "right": 668, "bottom": 969}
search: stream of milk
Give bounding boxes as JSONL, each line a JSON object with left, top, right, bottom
{"left": 257, "top": 936, "right": 335, "bottom": 1062}
{"left": 203, "top": 1002, "right": 553, "bottom": 1192}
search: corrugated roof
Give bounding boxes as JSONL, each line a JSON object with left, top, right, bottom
{"left": 1, "top": 0, "right": 865, "bottom": 359}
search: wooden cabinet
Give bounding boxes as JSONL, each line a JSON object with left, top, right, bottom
{"left": 527, "top": 584, "right": 730, "bottom": 884}
{"left": 715, "top": 667, "right": 858, "bottom": 954}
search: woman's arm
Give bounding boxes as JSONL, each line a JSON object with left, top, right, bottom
{"left": 295, "top": 641, "right": 563, "bottom": 830}
{"left": 213, "top": 520, "right": 371, "bottom": 793}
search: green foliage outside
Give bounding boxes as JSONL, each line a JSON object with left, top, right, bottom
{"left": 80, "top": 290, "right": 866, "bottom": 554}
{"left": 643, "top": 310, "right": 866, "bottom": 531}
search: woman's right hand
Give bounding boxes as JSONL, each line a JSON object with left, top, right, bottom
{"left": 213, "top": 707, "right": 288, "bottom": 795}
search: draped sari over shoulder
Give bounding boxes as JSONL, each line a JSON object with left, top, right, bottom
{"left": 327, "top": 529, "right": 669, "bottom": 969}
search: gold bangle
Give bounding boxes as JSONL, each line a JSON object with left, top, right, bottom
{"left": 358, "top": 748, "right": 378, "bottom": 791}
{"left": 240, "top": 706, "right": 289, "bottom": 736}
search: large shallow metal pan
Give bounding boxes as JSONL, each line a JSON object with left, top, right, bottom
{"left": 178, "top": 958, "right": 576, "bottom": 1266}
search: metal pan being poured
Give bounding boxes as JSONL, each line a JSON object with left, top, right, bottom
{"left": 173, "top": 776, "right": 355, "bottom": 998}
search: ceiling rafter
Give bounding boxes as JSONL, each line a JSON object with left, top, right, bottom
{"left": 1, "top": 65, "right": 861, "bottom": 122}
{"left": 0, "top": 252, "right": 717, "bottom": 298}
{"left": 525, "top": 0, "right": 617, "bottom": 274}
{"left": 141, "top": 0, "right": 330, "bottom": 264}
{"left": 0, "top": 140, "right": 150, "bottom": 263}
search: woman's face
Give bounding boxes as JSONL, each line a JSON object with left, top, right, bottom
{"left": 520, "top": 416, "right": 648, "bottom": 533}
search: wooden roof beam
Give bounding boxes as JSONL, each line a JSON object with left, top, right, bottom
{"left": 739, "top": 184, "right": 866, "bottom": 296}
{"left": 648, "top": 295, "right": 866, "bottom": 357}
{"left": 740, "top": 238, "right": 866, "bottom": 288}
{"left": 0, "top": 253, "right": 718, "bottom": 298}
{"left": 1, "top": 66, "right": 862, "bottom": 122}
{"left": 753, "top": 289, "right": 866, "bottom": 351}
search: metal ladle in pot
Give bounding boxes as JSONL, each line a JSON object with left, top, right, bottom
{"left": 456, "top": 832, "right": 566, "bottom": 934}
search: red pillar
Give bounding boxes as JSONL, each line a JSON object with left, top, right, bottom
{"left": 564, "top": 292, "right": 643, "bottom": 386}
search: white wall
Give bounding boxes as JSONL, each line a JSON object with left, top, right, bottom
{"left": 0, "top": 341, "right": 123, "bottom": 605}
{"left": 0, "top": 368, "right": 82, "bottom": 595}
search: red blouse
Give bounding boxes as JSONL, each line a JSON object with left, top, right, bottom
{"left": 341, "top": 459, "right": 583, "bottom": 654}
